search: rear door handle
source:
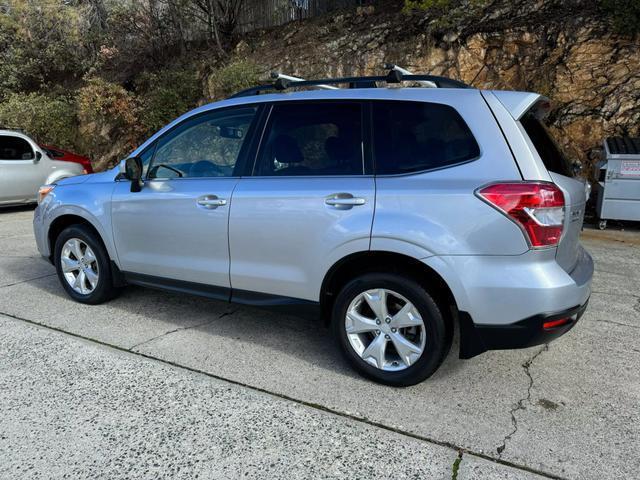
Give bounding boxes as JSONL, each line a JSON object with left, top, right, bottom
{"left": 325, "top": 193, "right": 366, "bottom": 209}
{"left": 197, "top": 195, "right": 227, "bottom": 209}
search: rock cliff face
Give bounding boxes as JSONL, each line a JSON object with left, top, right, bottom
{"left": 237, "top": 0, "right": 639, "bottom": 175}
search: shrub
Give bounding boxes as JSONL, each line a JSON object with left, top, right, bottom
{"left": 0, "top": 93, "right": 77, "bottom": 149}
{"left": 403, "top": 0, "right": 488, "bottom": 13}
{"left": 0, "top": 1, "right": 89, "bottom": 97}
{"left": 76, "top": 78, "right": 143, "bottom": 169}
{"left": 77, "top": 78, "right": 140, "bottom": 131}
{"left": 404, "top": 0, "right": 453, "bottom": 11}
{"left": 136, "top": 69, "right": 202, "bottom": 135}
{"left": 207, "top": 59, "right": 262, "bottom": 100}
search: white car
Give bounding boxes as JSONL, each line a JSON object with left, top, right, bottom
{"left": 0, "top": 129, "right": 87, "bottom": 206}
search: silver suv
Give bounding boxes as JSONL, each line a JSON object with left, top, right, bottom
{"left": 33, "top": 73, "right": 593, "bottom": 386}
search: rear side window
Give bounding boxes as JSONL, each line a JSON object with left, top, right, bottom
{"left": 0, "top": 135, "right": 34, "bottom": 160}
{"left": 372, "top": 101, "right": 479, "bottom": 175}
{"left": 254, "top": 102, "right": 363, "bottom": 176}
{"left": 520, "top": 113, "right": 573, "bottom": 177}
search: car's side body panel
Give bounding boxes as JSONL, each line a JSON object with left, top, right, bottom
{"left": 111, "top": 177, "right": 239, "bottom": 287}
{"left": 229, "top": 176, "right": 375, "bottom": 301}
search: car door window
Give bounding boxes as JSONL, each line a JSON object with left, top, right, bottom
{"left": 254, "top": 102, "right": 364, "bottom": 176}
{"left": 148, "top": 107, "right": 257, "bottom": 179}
{"left": 0, "top": 135, "right": 34, "bottom": 161}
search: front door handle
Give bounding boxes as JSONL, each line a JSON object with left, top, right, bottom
{"left": 197, "top": 195, "right": 227, "bottom": 209}
{"left": 325, "top": 193, "right": 366, "bottom": 210}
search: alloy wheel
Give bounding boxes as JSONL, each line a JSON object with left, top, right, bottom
{"left": 345, "top": 288, "right": 426, "bottom": 371}
{"left": 60, "top": 238, "right": 100, "bottom": 295}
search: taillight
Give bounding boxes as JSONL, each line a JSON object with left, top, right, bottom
{"left": 477, "top": 182, "right": 565, "bottom": 248}
{"left": 543, "top": 318, "right": 571, "bottom": 330}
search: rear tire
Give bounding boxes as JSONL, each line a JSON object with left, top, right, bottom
{"left": 54, "top": 225, "right": 119, "bottom": 304}
{"left": 332, "top": 273, "right": 449, "bottom": 387}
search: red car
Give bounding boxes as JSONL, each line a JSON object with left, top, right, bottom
{"left": 40, "top": 144, "right": 93, "bottom": 174}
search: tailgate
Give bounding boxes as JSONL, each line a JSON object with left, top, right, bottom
{"left": 549, "top": 171, "right": 587, "bottom": 273}
{"left": 491, "top": 91, "right": 588, "bottom": 273}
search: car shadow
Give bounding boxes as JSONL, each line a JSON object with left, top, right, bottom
{"left": 27, "top": 275, "right": 359, "bottom": 379}
{"left": 0, "top": 204, "right": 37, "bottom": 214}
{"left": 26, "top": 271, "right": 465, "bottom": 382}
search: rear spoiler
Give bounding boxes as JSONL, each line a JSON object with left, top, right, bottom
{"left": 489, "top": 91, "right": 550, "bottom": 121}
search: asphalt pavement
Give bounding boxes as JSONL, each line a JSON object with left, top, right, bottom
{"left": 0, "top": 206, "right": 638, "bottom": 480}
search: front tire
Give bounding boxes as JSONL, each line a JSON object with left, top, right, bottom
{"left": 332, "top": 273, "right": 449, "bottom": 387}
{"left": 54, "top": 225, "right": 119, "bottom": 304}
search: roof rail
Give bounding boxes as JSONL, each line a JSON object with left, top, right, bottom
{"left": 270, "top": 72, "right": 339, "bottom": 91}
{"left": 384, "top": 63, "right": 437, "bottom": 88}
{"left": 230, "top": 68, "right": 470, "bottom": 98}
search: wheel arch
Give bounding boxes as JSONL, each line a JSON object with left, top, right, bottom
{"left": 320, "top": 251, "right": 459, "bottom": 338}
{"left": 48, "top": 214, "right": 109, "bottom": 263}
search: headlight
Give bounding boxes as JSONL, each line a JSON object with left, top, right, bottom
{"left": 37, "top": 184, "right": 55, "bottom": 204}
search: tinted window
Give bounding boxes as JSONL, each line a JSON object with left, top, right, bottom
{"left": 148, "top": 107, "right": 257, "bottom": 179}
{"left": 255, "top": 102, "right": 363, "bottom": 176}
{"left": 0, "top": 136, "right": 34, "bottom": 160}
{"left": 373, "top": 101, "right": 479, "bottom": 175}
{"left": 520, "top": 113, "right": 573, "bottom": 177}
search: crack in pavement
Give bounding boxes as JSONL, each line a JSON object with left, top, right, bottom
{"left": 0, "top": 273, "right": 56, "bottom": 289}
{"left": 496, "top": 344, "right": 549, "bottom": 457}
{"left": 597, "top": 318, "right": 640, "bottom": 329}
{"left": 0, "top": 310, "right": 568, "bottom": 480}
{"left": 591, "top": 290, "right": 640, "bottom": 300}
{"left": 128, "top": 309, "right": 238, "bottom": 351}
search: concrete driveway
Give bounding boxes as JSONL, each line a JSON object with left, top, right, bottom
{"left": 0, "top": 206, "right": 638, "bottom": 480}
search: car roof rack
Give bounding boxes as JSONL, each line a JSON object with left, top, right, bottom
{"left": 270, "top": 72, "right": 339, "bottom": 91}
{"left": 230, "top": 66, "right": 470, "bottom": 98}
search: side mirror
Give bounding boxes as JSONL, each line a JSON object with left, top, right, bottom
{"left": 124, "top": 156, "right": 144, "bottom": 192}
{"left": 34, "top": 151, "right": 42, "bottom": 162}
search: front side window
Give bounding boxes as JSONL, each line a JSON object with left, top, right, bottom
{"left": 254, "top": 102, "right": 363, "bottom": 176}
{"left": 372, "top": 101, "right": 480, "bottom": 175}
{"left": 0, "top": 136, "right": 34, "bottom": 161}
{"left": 148, "top": 106, "right": 257, "bottom": 179}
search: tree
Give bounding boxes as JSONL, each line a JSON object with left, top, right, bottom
{"left": 187, "top": 0, "right": 245, "bottom": 54}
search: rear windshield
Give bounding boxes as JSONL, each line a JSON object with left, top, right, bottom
{"left": 520, "top": 113, "right": 573, "bottom": 177}
{"left": 372, "top": 101, "right": 480, "bottom": 175}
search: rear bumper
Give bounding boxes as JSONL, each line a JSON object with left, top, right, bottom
{"left": 421, "top": 244, "right": 594, "bottom": 359}
{"left": 459, "top": 301, "right": 588, "bottom": 359}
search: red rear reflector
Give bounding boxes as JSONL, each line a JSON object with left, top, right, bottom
{"left": 543, "top": 318, "right": 570, "bottom": 330}
{"left": 477, "top": 182, "right": 565, "bottom": 248}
